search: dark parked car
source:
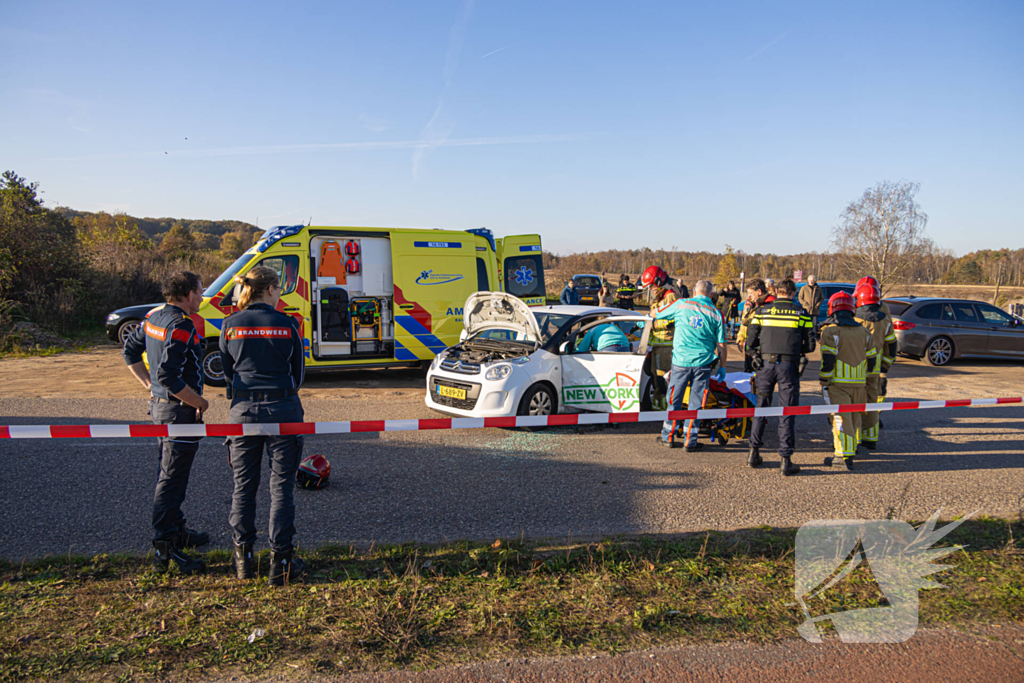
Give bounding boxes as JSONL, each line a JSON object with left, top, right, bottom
{"left": 571, "top": 274, "right": 603, "bottom": 306}
{"left": 105, "top": 303, "right": 161, "bottom": 346}
{"left": 794, "top": 281, "right": 856, "bottom": 318}
{"left": 884, "top": 297, "right": 1024, "bottom": 366}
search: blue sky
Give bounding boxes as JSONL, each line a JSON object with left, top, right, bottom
{"left": 2, "top": 0, "right": 1022, "bottom": 255}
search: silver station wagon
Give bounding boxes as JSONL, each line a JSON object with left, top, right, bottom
{"left": 885, "top": 297, "right": 1024, "bottom": 366}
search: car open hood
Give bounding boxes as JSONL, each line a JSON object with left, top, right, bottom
{"left": 463, "top": 292, "right": 542, "bottom": 342}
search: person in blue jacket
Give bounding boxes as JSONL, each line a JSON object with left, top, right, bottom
{"left": 575, "top": 322, "right": 631, "bottom": 353}
{"left": 560, "top": 279, "right": 580, "bottom": 306}
{"left": 650, "top": 279, "right": 728, "bottom": 451}
{"left": 219, "top": 265, "right": 307, "bottom": 586}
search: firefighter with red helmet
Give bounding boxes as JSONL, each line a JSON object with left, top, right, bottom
{"left": 640, "top": 266, "right": 680, "bottom": 408}
{"left": 819, "top": 292, "right": 877, "bottom": 470}
{"left": 854, "top": 279, "right": 897, "bottom": 450}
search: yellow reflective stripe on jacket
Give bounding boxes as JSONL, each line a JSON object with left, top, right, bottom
{"left": 819, "top": 344, "right": 838, "bottom": 354}
{"left": 831, "top": 359, "right": 866, "bottom": 384}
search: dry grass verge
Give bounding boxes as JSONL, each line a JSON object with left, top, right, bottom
{"left": 2, "top": 519, "right": 1021, "bottom": 681}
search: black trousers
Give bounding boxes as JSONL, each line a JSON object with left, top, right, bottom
{"left": 150, "top": 399, "right": 202, "bottom": 543}
{"left": 227, "top": 396, "right": 304, "bottom": 552}
{"left": 748, "top": 360, "right": 801, "bottom": 457}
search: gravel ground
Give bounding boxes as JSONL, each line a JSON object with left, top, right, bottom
{"left": 1, "top": 356, "right": 1022, "bottom": 560}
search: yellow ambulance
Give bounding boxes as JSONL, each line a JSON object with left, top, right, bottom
{"left": 193, "top": 225, "right": 545, "bottom": 386}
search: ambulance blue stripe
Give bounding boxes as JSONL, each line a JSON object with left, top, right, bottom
{"left": 413, "top": 241, "right": 461, "bottom": 249}
{"left": 394, "top": 340, "right": 418, "bottom": 361}
{"left": 395, "top": 316, "right": 447, "bottom": 352}
{"left": 519, "top": 245, "right": 541, "bottom": 252}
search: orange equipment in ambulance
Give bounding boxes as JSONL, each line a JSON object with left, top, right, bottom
{"left": 319, "top": 240, "right": 347, "bottom": 284}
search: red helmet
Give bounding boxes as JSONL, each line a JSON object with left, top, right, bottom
{"left": 857, "top": 276, "right": 879, "bottom": 290}
{"left": 297, "top": 454, "right": 331, "bottom": 489}
{"left": 828, "top": 291, "right": 856, "bottom": 315}
{"left": 853, "top": 281, "right": 880, "bottom": 307}
{"left": 639, "top": 265, "right": 669, "bottom": 291}
{"left": 345, "top": 258, "right": 360, "bottom": 274}
{"left": 345, "top": 240, "right": 360, "bottom": 256}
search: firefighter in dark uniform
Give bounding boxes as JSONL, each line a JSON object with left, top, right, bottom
{"left": 220, "top": 265, "right": 307, "bottom": 586}
{"left": 744, "top": 278, "right": 814, "bottom": 476}
{"left": 123, "top": 271, "right": 210, "bottom": 575}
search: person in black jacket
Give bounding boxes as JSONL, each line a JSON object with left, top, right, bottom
{"left": 220, "top": 265, "right": 307, "bottom": 586}
{"left": 123, "top": 271, "right": 210, "bottom": 575}
{"left": 744, "top": 278, "right": 815, "bottom": 476}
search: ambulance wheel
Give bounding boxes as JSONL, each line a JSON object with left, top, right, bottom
{"left": 202, "top": 346, "right": 226, "bottom": 387}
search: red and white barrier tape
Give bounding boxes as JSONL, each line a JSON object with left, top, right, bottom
{"left": 1, "top": 397, "right": 1021, "bottom": 439}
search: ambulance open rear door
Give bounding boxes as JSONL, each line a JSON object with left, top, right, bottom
{"left": 499, "top": 234, "right": 546, "bottom": 306}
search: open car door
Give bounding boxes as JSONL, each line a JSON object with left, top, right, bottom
{"left": 559, "top": 315, "right": 651, "bottom": 413}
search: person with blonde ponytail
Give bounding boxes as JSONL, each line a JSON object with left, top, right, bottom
{"left": 219, "top": 265, "right": 308, "bottom": 586}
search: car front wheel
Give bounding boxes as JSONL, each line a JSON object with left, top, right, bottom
{"left": 116, "top": 319, "right": 141, "bottom": 346}
{"left": 518, "top": 383, "right": 555, "bottom": 416}
{"left": 923, "top": 336, "right": 954, "bottom": 367}
{"left": 202, "top": 345, "right": 227, "bottom": 387}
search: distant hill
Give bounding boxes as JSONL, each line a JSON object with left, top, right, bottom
{"left": 59, "top": 209, "right": 257, "bottom": 240}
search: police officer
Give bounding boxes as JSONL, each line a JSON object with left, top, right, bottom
{"left": 220, "top": 266, "right": 307, "bottom": 586}
{"left": 123, "top": 271, "right": 209, "bottom": 575}
{"left": 744, "top": 278, "right": 814, "bottom": 476}
{"left": 854, "top": 279, "right": 897, "bottom": 450}
{"left": 736, "top": 278, "right": 775, "bottom": 373}
{"left": 616, "top": 274, "right": 637, "bottom": 310}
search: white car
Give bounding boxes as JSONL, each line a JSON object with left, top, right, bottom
{"left": 425, "top": 292, "right": 653, "bottom": 418}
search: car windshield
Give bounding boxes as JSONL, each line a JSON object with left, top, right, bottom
{"left": 470, "top": 312, "right": 575, "bottom": 346}
{"left": 574, "top": 276, "right": 601, "bottom": 288}
{"left": 203, "top": 253, "right": 253, "bottom": 297}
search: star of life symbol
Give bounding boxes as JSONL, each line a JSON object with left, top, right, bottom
{"left": 514, "top": 266, "right": 534, "bottom": 287}
{"left": 794, "top": 509, "right": 975, "bottom": 643}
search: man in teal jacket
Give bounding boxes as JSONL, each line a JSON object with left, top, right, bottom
{"left": 651, "top": 280, "right": 728, "bottom": 451}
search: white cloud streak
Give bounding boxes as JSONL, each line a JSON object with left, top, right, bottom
{"left": 742, "top": 30, "right": 791, "bottom": 63}
{"left": 481, "top": 44, "right": 514, "bottom": 59}
{"left": 412, "top": 0, "right": 475, "bottom": 179}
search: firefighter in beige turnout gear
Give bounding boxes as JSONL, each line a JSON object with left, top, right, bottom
{"left": 819, "top": 292, "right": 877, "bottom": 470}
{"left": 854, "top": 279, "right": 897, "bottom": 450}
{"left": 639, "top": 266, "right": 679, "bottom": 408}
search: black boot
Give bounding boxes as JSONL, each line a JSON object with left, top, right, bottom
{"left": 861, "top": 440, "right": 877, "bottom": 451}
{"left": 747, "top": 447, "right": 762, "bottom": 468}
{"left": 268, "top": 550, "right": 307, "bottom": 587}
{"left": 174, "top": 526, "right": 210, "bottom": 548}
{"left": 233, "top": 543, "right": 255, "bottom": 580}
{"left": 152, "top": 540, "right": 206, "bottom": 575}
{"left": 780, "top": 456, "right": 801, "bottom": 476}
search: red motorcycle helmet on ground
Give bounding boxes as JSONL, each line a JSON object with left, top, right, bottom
{"left": 854, "top": 276, "right": 881, "bottom": 307}
{"left": 297, "top": 454, "right": 331, "bottom": 490}
{"left": 639, "top": 265, "right": 669, "bottom": 291}
{"left": 828, "top": 291, "right": 856, "bottom": 315}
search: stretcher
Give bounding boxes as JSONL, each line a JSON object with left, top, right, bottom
{"left": 677, "top": 371, "right": 756, "bottom": 445}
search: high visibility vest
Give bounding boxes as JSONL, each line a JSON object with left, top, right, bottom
{"left": 345, "top": 240, "right": 360, "bottom": 256}
{"left": 345, "top": 257, "right": 360, "bottom": 274}
{"left": 319, "top": 241, "right": 347, "bottom": 284}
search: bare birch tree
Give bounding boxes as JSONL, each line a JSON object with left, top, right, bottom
{"left": 831, "top": 180, "right": 930, "bottom": 294}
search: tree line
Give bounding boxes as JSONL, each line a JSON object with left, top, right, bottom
{"left": 0, "top": 171, "right": 258, "bottom": 343}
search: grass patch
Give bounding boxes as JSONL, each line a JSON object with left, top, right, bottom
{"left": 2, "top": 520, "right": 1021, "bottom": 681}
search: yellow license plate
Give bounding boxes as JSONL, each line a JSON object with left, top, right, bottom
{"left": 437, "top": 385, "right": 467, "bottom": 400}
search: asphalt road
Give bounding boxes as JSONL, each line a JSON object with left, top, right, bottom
{"left": 313, "top": 626, "right": 1024, "bottom": 683}
{"left": 2, "top": 362, "right": 1023, "bottom": 560}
